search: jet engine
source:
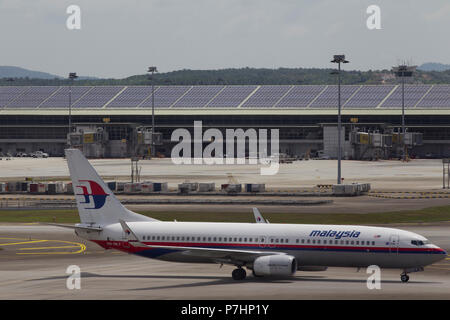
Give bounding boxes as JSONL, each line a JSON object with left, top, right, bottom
{"left": 253, "top": 255, "right": 297, "bottom": 276}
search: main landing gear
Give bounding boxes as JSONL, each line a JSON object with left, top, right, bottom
{"left": 232, "top": 267, "right": 247, "bottom": 280}
{"left": 400, "top": 273, "right": 410, "bottom": 283}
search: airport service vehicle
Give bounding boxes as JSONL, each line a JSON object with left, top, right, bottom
{"left": 56, "top": 149, "right": 446, "bottom": 282}
{"left": 31, "top": 151, "right": 49, "bottom": 158}
{"left": 31, "top": 151, "right": 48, "bottom": 158}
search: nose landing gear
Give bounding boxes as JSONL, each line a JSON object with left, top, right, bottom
{"left": 400, "top": 267, "right": 424, "bottom": 283}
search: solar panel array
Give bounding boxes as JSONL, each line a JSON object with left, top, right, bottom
{"left": 275, "top": 85, "right": 326, "bottom": 108}
{"left": 382, "top": 85, "right": 431, "bottom": 108}
{"left": 344, "top": 85, "right": 395, "bottom": 108}
{"left": 0, "top": 85, "right": 448, "bottom": 109}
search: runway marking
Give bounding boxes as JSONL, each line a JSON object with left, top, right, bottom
{"left": 0, "top": 240, "right": 48, "bottom": 246}
{"left": 0, "top": 237, "right": 86, "bottom": 255}
{"left": 16, "top": 240, "right": 86, "bottom": 255}
{"left": 18, "top": 245, "right": 81, "bottom": 250}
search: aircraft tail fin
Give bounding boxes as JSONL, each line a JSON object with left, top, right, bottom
{"left": 65, "top": 148, "right": 157, "bottom": 226}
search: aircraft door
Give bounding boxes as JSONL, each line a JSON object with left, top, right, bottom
{"left": 259, "top": 236, "right": 267, "bottom": 248}
{"left": 389, "top": 234, "right": 399, "bottom": 254}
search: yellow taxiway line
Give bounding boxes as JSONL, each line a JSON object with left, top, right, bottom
{"left": 0, "top": 237, "right": 86, "bottom": 255}
{"left": 0, "top": 240, "right": 48, "bottom": 246}
{"left": 18, "top": 245, "right": 81, "bottom": 250}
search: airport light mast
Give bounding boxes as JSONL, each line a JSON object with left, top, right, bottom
{"left": 331, "top": 55, "right": 349, "bottom": 184}
{"left": 392, "top": 64, "right": 416, "bottom": 161}
{"left": 68, "top": 72, "right": 78, "bottom": 147}
{"left": 147, "top": 66, "right": 158, "bottom": 157}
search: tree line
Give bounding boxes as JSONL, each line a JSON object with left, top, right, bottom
{"left": 1, "top": 67, "right": 450, "bottom": 86}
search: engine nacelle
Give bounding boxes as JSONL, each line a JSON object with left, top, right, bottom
{"left": 253, "top": 255, "right": 297, "bottom": 276}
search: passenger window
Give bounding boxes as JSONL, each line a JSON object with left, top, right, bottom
{"left": 244, "top": 238, "right": 247, "bottom": 242}
{"left": 301, "top": 239, "right": 305, "bottom": 244}
{"left": 280, "top": 239, "right": 284, "bottom": 243}
{"left": 270, "top": 239, "right": 274, "bottom": 243}
{"left": 285, "top": 239, "right": 288, "bottom": 243}
{"left": 307, "top": 239, "right": 310, "bottom": 244}
{"left": 317, "top": 240, "right": 321, "bottom": 244}
{"left": 350, "top": 241, "right": 354, "bottom": 245}
{"left": 239, "top": 238, "right": 242, "bottom": 242}
{"left": 324, "top": 240, "right": 327, "bottom": 244}
{"left": 152, "top": 236, "right": 155, "bottom": 240}
{"left": 372, "top": 241, "right": 375, "bottom": 245}
{"left": 296, "top": 239, "right": 299, "bottom": 243}
{"left": 275, "top": 239, "right": 279, "bottom": 243}
{"left": 208, "top": 237, "right": 211, "bottom": 241}
{"left": 213, "top": 237, "right": 216, "bottom": 242}
{"left": 181, "top": 237, "right": 185, "bottom": 241}
{"left": 156, "top": 236, "right": 160, "bottom": 240}
{"left": 249, "top": 238, "right": 252, "bottom": 242}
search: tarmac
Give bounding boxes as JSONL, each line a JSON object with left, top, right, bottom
{"left": 0, "top": 157, "right": 447, "bottom": 190}
{"left": 0, "top": 224, "right": 449, "bottom": 300}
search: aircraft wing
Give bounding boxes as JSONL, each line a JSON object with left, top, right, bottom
{"left": 119, "top": 220, "right": 282, "bottom": 264}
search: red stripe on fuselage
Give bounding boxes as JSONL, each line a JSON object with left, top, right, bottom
{"left": 91, "top": 240, "right": 445, "bottom": 255}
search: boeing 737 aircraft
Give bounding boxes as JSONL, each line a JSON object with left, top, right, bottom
{"left": 57, "top": 149, "right": 446, "bottom": 282}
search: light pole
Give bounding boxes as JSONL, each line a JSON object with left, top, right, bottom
{"left": 392, "top": 64, "right": 415, "bottom": 161}
{"left": 147, "top": 66, "right": 158, "bottom": 157}
{"left": 331, "top": 55, "right": 349, "bottom": 184}
{"left": 68, "top": 72, "right": 78, "bottom": 147}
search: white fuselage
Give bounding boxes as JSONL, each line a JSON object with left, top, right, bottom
{"left": 78, "top": 221, "right": 446, "bottom": 269}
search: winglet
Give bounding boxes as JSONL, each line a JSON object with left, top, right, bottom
{"left": 253, "top": 207, "right": 268, "bottom": 224}
{"left": 118, "top": 220, "right": 140, "bottom": 242}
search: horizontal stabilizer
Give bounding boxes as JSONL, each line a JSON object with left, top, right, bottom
{"left": 41, "top": 222, "right": 103, "bottom": 231}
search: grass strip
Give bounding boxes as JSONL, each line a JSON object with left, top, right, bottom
{"left": 0, "top": 205, "right": 449, "bottom": 225}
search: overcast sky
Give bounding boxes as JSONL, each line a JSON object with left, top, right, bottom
{"left": 0, "top": 0, "right": 449, "bottom": 78}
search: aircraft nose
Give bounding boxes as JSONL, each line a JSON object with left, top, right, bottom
{"left": 432, "top": 247, "right": 447, "bottom": 263}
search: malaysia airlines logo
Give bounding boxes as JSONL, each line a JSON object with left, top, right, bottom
{"left": 76, "top": 180, "right": 109, "bottom": 209}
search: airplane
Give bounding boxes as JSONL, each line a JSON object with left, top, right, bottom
{"left": 56, "top": 148, "right": 446, "bottom": 282}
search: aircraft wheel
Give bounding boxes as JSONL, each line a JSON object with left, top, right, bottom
{"left": 400, "top": 274, "right": 409, "bottom": 283}
{"left": 232, "top": 268, "right": 246, "bottom": 280}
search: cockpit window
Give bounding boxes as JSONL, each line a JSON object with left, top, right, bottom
{"left": 411, "top": 240, "right": 430, "bottom": 246}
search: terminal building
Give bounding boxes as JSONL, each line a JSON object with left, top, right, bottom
{"left": 0, "top": 84, "right": 449, "bottom": 159}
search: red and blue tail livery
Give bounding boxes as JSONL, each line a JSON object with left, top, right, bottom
{"left": 76, "top": 180, "right": 109, "bottom": 209}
